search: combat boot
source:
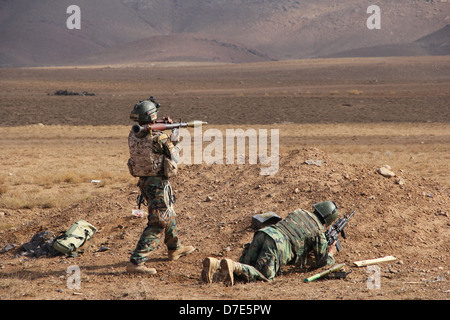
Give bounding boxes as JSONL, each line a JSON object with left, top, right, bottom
{"left": 201, "top": 257, "right": 221, "bottom": 283}
{"left": 126, "top": 262, "right": 157, "bottom": 275}
{"left": 168, "top": 245, "right": 195, "bottom": 261}
{"left": 220, "top": 258, "right": 243, "bottom": 286}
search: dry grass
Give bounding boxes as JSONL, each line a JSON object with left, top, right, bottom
{"left": 0, "top": 122, "right": 448, "bottom": 210}
{"left": 0, "top": 125, "right": 134, "bottom": 209}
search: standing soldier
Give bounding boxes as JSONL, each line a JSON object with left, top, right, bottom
{"left": 126, "top": 97, "right": 195, "bottom": 274}
{"left": 202, "top": 201, "right": 339, "bottom": 285}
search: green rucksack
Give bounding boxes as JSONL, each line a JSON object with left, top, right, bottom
{"left": 53, "top": 220, "right": 97, "bottom": 257}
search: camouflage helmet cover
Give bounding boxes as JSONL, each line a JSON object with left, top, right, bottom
{"left": 130, "top": 97, "right": 160, "bottom": 124}
{"left": 313, "top": 201, "right": 338, "bottom": 226}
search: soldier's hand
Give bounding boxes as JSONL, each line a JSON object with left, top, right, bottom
{"left": 328, "top": 242, "right": 337, "bottom": 255}
{"left": 163, "top": 116, "right": 173, "bottom": 124}
{"left": 170, "top": 128, "right": 180, "bottom": 143}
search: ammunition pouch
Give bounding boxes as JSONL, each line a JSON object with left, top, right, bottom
{"left": 163, "top": 157, "right": 178, "bottom": 178}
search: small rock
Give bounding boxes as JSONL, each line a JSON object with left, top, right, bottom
{"left": 1, "top": 244, "right": 17, "bottom": 253}
{"left": 205, "top": 196, "right": 213, "bottom": 202}
{"left": 395, "top": 177, "right": 405, "bottom": 185}
{"left": 388, "top": 267, "right": 398, "bottom": 274}
{"left": 377, "top": 165, "right": 396, "bottom": 177}
{"left": 304, "top": 159, "right": 323, "bottom": 166}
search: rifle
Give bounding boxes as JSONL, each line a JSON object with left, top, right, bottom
{"left": 325, "top": 210, "right": 356, "bottom": 252}
{"left": 132, "top": 120, "right": 208, "bottom": 138}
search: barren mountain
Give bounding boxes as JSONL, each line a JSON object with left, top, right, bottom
{"left": 325, "top": 24, "right": 450, "bottom": 58}
{"left": 0, "top": 0, "right": 449, "bottom": 67}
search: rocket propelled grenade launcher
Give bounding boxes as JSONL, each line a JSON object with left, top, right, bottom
{"left": 132, "top": 120, "right": 208, "bottom": 137}
{"left": 304, "top": 263, "right": 346, "bottom": 283}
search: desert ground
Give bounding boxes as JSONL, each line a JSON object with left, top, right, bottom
{"left": 0, "top": 56, "right": 449, "bottom": 305}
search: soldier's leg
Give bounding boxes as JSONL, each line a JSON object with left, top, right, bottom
{"left": 220, "top": 258, "right": 269, "bottom": 286}
{"left": 129, "top": 178, "right": 168, "bottom": 266}
{"left": 239, "top": 231, "right": 266, "bottom": 265}
{"left": 253, "top": 243, "right": 279, "bottom": 281}
{"left": 129, "top": 206, "right": 165, "bottom": 265}
{"left": 153, "top": 179, "right": 194, "bottom": 259}
{"left": 164, "top": 207, "right": 194, "bottom": 260}
{"left": 161, "top": 206, "right": 181, "bottom": 252}
{"left": 239, "top": 231, "right": 279, "bottom": 281}
{"left": 215, "top": 231, "right": 272, "bottom": 284}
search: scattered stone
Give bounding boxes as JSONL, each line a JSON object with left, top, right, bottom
{"left": 205, "top": 196, "right": 213, "bottom": 202}
{"left": 1, "top": 243, "right": 17, "bottom": 253}
{"left": 19, "top": 231, "right": 59, "bottom": 258}
{"left": 395, "top": 177, "right": 405, "bottom": 185}
{"left": 304, "top": 159, "right": 323, "bottom": 166}
{"left": 377, "top": 165, "right": 396, "bottom": 177}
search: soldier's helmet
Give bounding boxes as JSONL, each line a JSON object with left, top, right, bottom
{"left": 130, "top": 97, "right": 160, "bottom": 124}
{"left": 313, "top": 201, "right": 338, "bottom": 226}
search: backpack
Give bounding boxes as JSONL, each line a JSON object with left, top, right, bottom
{"left": 53, "top": 220, "right": 97, "bottom": 257}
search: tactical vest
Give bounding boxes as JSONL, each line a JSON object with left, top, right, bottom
{"left": 127, "top": 130, "right": 165, "bottom": 177}
{"left": 272, "top": 209, "right": 325, "bottom": 261}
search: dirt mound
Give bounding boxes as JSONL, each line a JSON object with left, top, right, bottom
{"left": 1, "top": 148, "right": 448, "bottom": 300}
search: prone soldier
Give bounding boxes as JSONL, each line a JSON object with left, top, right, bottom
{"left": 202, "top": 201, "right": 342, "bottom": 285}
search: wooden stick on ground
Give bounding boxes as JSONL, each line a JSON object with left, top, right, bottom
{"left": 353, "top": 256, "right": 397, "bottom": 267}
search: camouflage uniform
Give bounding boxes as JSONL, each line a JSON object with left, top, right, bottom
{"left": 237, "top": 209, "right": 335, "bottom": 282}
{"left": 128, "top": 129, "right": 181, "bottom": 265}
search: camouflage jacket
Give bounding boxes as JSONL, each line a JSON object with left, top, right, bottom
{"left": 260, "top": 209, "right": 334, "bottom": 268}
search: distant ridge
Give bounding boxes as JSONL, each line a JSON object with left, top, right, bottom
{"left": 75, "top": 34, "right": 277, "bottom": 66}
{"left": 325, "top": 25, "right": 450, "bottom": 58}
{"left": 0, "top": 0, "right": 449, "bottom": 67}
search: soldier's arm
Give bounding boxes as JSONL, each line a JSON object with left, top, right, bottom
{"left": 312, "top": 233, "right": 335, "bottom": 268}
{"left": 153, "top": 133, "right": 180, "bottom": 163}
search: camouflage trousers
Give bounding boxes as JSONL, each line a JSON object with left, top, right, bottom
{"left": 130, "top": 176, "right": 181, "bottom": 265}
{"left": 237, "top": 231, "right": 282, "bottom": 282}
